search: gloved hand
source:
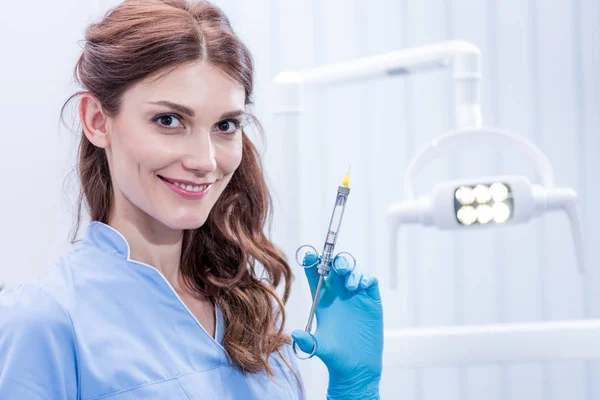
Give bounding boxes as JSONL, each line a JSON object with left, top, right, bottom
{"left": 292, "top": 253, "right": 383, "bottom": 400}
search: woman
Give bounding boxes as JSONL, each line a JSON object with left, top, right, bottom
{"left": 0, "top": 1, "right": 383, "bottom": 399}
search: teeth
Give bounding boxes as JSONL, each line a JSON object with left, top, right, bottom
{"left": 174, "top": 182, "right": 208, "bottom": 193}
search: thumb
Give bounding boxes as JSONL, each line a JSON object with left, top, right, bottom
{"left": 365, "top": 276, "right": 381, "bottom": 302}
{"left": 292, "top": 330, "right": 318, "bottom": 355}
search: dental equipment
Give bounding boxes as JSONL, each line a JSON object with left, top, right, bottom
{"left": 292, "top": 171, "right": 356, "bottom": 359}
{"left": 387, "top": 126, "right": 586, "bottom": 288}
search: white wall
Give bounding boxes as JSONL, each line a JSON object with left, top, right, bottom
{"left": 0, "top": 0, "right": 108, "bottom": 284}
{"left": 1, "top": 1, "right": 599, "bottom": 399}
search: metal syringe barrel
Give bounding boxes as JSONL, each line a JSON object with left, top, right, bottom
{"left": 317, "top": 185, "right": 351, "bottom": 276}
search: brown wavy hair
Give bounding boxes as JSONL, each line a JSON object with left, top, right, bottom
{"left": 61, "top": 0, "right": 296, "bottom": 378}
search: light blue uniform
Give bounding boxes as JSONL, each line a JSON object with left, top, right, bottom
{"left": 0, "top": 222, "right": 303, "bottom": 399}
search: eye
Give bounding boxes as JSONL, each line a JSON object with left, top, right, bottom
{"left": 216, "top": 119, "right": 242, "bottom": 135}
{"left": 153, "top": 114, "right": 183, "bottom": 129}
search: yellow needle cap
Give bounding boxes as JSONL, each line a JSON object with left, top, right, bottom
{"left": 341, "top": 173, "right": 351, "bottom": 188}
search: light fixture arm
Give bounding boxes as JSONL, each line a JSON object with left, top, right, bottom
{"left": 404, "top": 127, "right": 556, "bottom": 200}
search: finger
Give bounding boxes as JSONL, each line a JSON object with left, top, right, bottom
{"left": 301, "top": 253, "right": 320, "bottom": 297}
{"left": 365, "top": 276, "right": 381, "bottom": 301}
{"left": 291, "top": 330, "right": 319, "bottom": 356}
{"left": 303, "top": 268, "right": 321, "bottom": 298}
{"left": 302, "top": 252, "right": 318, "bottom": 267}
{"left": 332, "top": 255, "right": 353, "bottom": 275}
{"left": 359, "top": 273, "right": 374, "bottom": 290}
{"left": 327, "top": 254, "right": 354, "bottom": 288}
{"left": 344, "top": 267, "right": 363, "bottom": 292}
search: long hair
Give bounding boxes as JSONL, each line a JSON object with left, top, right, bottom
{"left": 61, "top": 0, "right": 295, "bottom": 378}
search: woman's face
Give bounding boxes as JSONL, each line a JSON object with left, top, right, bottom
{"left": 102, "top": 61, "right": 246, "bottom": 230}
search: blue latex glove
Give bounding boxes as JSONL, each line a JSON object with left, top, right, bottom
{"left": 292, "top": 253, "right": 383, "bottom": 400}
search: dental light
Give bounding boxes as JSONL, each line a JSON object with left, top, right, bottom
{"left": 387, "top": 127, "right": 585, "bottom": 288}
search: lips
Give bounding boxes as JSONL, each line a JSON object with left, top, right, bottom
{"left": 158, "top": 175, "right": 213, "bottom": 199}
{"left": 158, "top": 176, "right": 213, "bottom": 187}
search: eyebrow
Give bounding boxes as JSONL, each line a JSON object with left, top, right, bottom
{"left": 147, "top": 100, "right": 247, "bottom": 120}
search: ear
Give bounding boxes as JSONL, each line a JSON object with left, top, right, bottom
{"left": 79, "top": 93, "right": 110, "bottom": 148}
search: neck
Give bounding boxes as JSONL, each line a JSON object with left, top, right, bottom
{"left": 108, "top": 201, "right": 184, "bottom": 289}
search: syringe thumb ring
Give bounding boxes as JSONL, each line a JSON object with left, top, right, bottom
{"left": 292, "top": 333, "right": 318, "bottom": 359}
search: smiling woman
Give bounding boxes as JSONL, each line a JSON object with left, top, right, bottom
{"left": 0, "top": 0, "right": 299, "bottom": 398}
{"left": 0, "top": 0, "right": 383, "bottom": 399}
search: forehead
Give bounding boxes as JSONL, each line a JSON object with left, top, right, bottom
{"left": 122, "top": 61, "right": 246, "bottom": 115}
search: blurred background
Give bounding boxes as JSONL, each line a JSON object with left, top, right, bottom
{"left": 0, "top": 0, "right": 599, "bottom": 399}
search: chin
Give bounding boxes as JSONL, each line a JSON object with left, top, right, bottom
{"left": 162, "top": 210, "right": 210, "bottom": 231}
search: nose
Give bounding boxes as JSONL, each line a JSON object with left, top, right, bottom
{"left": 182, "top": 131, "right": 217, "bottom": 173}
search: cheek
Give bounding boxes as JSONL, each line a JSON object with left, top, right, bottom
{"left": 111, "top": 120, "right": 166, "bottom": 169}
{"left": 109, "top": 121, "right": 176, "bottom": 190}
{"left": 215, "top": 138, "right": 243, "bottom": 174}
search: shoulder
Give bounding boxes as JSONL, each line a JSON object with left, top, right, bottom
{"left": 0, "top": 251, "right": 83, "bottom": 338}
{"left": 0, "top": 243, "right": 112, "bottom": 328}
{"left": 22, "top": 248, "right": 95, "bottom": 313}
{"left": 0, "top": 283, "right": 77, "bottom": 367}
{"left": 0, "top": 283, "right": 79, "bottom": 398}
{"left": 0, "top": 282, "right": 73, "bottom": 336}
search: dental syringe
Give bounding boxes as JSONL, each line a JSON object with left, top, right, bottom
{"left": 293, "top": 168, "right": 356, "bottom": 359}
{"left": 303, "top": 171, "right": 352, "bottom": 333}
